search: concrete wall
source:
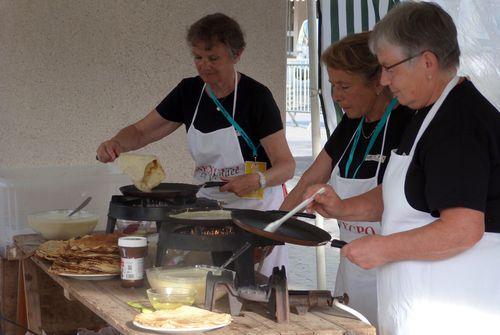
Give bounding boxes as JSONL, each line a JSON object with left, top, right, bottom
{"left": 0, "top": 0, "right": 286, "bottom": 182}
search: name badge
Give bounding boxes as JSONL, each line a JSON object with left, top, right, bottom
{"left": 242, "top": 161, "right": 266, "bottom": 200}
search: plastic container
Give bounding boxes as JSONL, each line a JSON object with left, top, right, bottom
{"left": 146, "top": 287, "right": 196, "bottom": 310}
{"left": 27, "top": 209, "right": 98, "bottom": 240}
{"left": 118, "top": 236, "right": 147, "bottom": 288}
{"left": 146, "top": 266, "right": 223, "bottom": 305}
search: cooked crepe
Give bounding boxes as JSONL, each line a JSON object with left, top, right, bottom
{"left": 35, "top": 240, "right": 68, "bottom": 261}
{"left": 134, "top": 306, "right": 231, "bottom": 329}
{"left": 116, "top": 153, "right": 165, "bottom": 192}
{"left": 170, "top": 210, "right": 232, "bottom": 220}
{"left": 68, "top": 233, "right": 122, "bottom": 254}
{"left": 36, "top": 233, "right": 122, "bottom": 275}
{"left": 63, "top": 250, "right": 120, "bottom": 259}
{"left": 50, "top": 257, "right": 120, "bottom": 274}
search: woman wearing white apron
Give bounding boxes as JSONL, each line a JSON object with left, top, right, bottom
{"left": 305, "top": 3, "right": 500, "bottom": 334}
{"left": 188, "top": 71, "right": 289, "bottom": 277}
{"left": 96, "top": 14, "right": 295, "bottom": 277}
{"left": 281, "top": 33, "right": 413, "bottom": 327}
{"left": 330, "top": 98, "right": 395, "bottom": 327}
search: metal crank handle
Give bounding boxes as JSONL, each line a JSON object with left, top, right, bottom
{"left": 330, "top": 239, "right": 348, "bottom": 248}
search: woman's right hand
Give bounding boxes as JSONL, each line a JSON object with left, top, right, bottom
{"left": 304, "top": 184, "right": 345, "bottom": 218}
{"left": 96, "top": 139, "right": 123, "bottom": 163}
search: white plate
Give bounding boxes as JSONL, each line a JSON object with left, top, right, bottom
{"left": 57, "top": 273, "right": 118, "bottom": 280}
{"left": 132, "top": 321, "right": 231, "bottom": 333}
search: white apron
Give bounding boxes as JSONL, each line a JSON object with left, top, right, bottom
{"left": 331, "top": 112, "right": 392, "bottom": 327}
{"left": 187, "top": 71, "right": 287, "bottom": 277}
{"left": 378, "top": 76, "right": 500, "bottom": 334}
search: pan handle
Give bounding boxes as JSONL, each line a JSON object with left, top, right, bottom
{"left": 203, "top": 181, "right": 227, "bottom": 188}
{"left": 267, "top": 210, "right": 316, "bottom": 219}
{"left": 331, "top": 239, "right": 347, "bottom": 248}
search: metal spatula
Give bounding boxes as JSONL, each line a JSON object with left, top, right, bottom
{"left": 263, "top": 187, "right": 326, "bottom": 233}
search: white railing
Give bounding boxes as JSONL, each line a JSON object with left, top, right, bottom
{"left": 286, "top": 59, "right": 310, "bottom": 126}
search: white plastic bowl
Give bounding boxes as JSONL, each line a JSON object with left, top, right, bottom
{"left": 28, "top": 209, "right": 98, "bottom": 240}
{"left": 146, "top": 266, "right": 223, "bottom": 305}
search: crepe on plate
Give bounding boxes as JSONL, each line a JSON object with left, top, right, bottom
{"left": 134, "top": 305, "right": 231, "bottom": 329}
{"left": 68, "top": 233, "right": 121, "bottom": 254}
{"left": 116, "top": 153, "right": 165, "bottom": 192}
{"left": 35, "top": 240, "right": 68, "bottom": 261}
{"left": 36, "top": 233, "right": 122, "bottom": 275}
{"left": 50, "top": 256, "right": 120, "bottom": 275}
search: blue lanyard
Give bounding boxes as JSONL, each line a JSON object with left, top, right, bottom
{"left": 344, "top": 98, "right": 398, "bottom": 179}
{"left": 206, "top": 85, "right": 260, "bottom": 158}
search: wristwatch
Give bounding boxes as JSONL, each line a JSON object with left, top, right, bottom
{"left": 256, "top": 171, "right": 266, "bottom": 189}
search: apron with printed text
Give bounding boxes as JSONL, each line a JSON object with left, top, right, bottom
{"left": 331, "top": 112, "right": 392, "bottom": 327}
{"left": 378, "top": 76, "right": 500, "bottom": 334}
{"left": 187, "top": 71, "right": 287, "bottom": 276}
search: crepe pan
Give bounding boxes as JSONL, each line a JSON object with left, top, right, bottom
{"left": 231, "top": 209, "right": 333, "bottom": 246}
{"left": 231, "top": 210, "right": 349, "bottom": 248}
{"left": 119, "top": 182, "right": 226, "bottom": 200}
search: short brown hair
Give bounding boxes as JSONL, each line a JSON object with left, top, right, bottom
{"left": 321, "top": 31, "right": 380, "bottom": 82}
{"left": 369, "top": 1, "right": 460, "bottom": 70}
{"left": 187, "top": 13, "right": 246, "bottom": 58}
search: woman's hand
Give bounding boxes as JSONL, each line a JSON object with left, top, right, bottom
{"left": 220, "top": 174, "right": 260, "bottom": 197}
{"left": 304, "top": 184, "right": 345, "bottom": 218}
{"left": 95, "top": 110, "right": 182, "bottom": 163}
{"left": 341, "top": 235, "right": 389, "bottom": 269}
{"left": 96, "top": 139, "right": 124, "bottom": 163}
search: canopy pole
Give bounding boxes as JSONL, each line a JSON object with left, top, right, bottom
{"left": 307, "top": 0, "right": 327, "bottom": 290}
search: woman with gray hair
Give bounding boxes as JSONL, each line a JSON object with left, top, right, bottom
{"left": 304, "top": 2, "right": 500, "bottom": 334}
{"left": 97, "top": 13, "right": 294, "bottom": 277}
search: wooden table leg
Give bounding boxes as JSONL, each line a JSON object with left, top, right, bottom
{"left": 21, "top": 258, "right": 43, "bottom": 335}
{"left": 16, "top": 259, "right": 27, "bottom": 335}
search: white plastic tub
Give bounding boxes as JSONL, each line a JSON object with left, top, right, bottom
{"left": 146, "top": 266, "right": 224, "bottom": 305}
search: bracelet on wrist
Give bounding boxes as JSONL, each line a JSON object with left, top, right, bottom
{"left": 256, "top": 171, "right": 266, "bottom": 189}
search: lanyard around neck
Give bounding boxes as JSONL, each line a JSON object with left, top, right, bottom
{"left": 206, "top": 84, "right": 260, "bottom": 159}
{"left": 344, "top": 98, "right": 398, "bottom": 179}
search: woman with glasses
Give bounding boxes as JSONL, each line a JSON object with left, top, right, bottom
{"left": 305, "top": 2, "right": 500, "bottom": 334}
{"left": 96, "top": 13, "right": 295, "bottom": 277}
{"left": 281, "top": 31, "right": 413, "bottom": 327}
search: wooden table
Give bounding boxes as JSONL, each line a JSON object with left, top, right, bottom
{"left": 14, "top": 234, "right": 375, "bottom": 335}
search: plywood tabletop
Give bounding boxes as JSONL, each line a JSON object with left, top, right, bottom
{"left": 14, "top": 234, "right": 375, "bottom": 335}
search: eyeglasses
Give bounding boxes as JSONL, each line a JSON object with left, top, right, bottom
{"left": 382, "top": 50, "right": 428, "bottom": 72}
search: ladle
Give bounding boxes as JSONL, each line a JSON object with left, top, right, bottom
{"left": 68, "top": 196, "right": 92, "bottom": 217}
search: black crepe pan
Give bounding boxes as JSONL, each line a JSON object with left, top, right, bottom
{"left": 119, "top": 182, "right": 226, "bottom": 200}
{"left": 231, "top": 209, "right": 348, "bottom": 248}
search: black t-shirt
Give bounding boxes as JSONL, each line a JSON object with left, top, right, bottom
{"left": 155, "top": 74, "right": 283, "bottom": 166}
{"left": 396, "top": 80, "right": 500, "bottom": 233}
{"left": 324, "top": 104, "right": 414, "bottom": 184}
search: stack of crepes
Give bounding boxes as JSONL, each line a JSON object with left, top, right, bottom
{"left": 35, "top": 233, "right": 122, "bottom": 275}
{"left": 116, "top": 153, "right": 166, "bottom": 192}
{"left": 134, "top": 306, "right": 231, "bottom": 330}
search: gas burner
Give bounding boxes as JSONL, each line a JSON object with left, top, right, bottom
{"left": 130, "top": 197, "right": 196, "bottom": 207}
{"left": 175, "top": 225, "right": 235, "bottom": 236}
{"left": 118, "top": 195, "right": 217, "bottom": 207}
{"left": 204, "top": 266, "right": 349, "bottom": 323}
{"left": 106, "top": 195, "right": 281, "bottom": 291}
{"left": 105, "top": 195, "right": 221, "bottom": 229}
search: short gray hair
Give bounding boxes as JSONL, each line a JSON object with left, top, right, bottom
{"left": 187, "top": 13, "right": 246, "bottom": 58}
{"left": 369, "top": 1, "right": 460, "bottom": 70}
